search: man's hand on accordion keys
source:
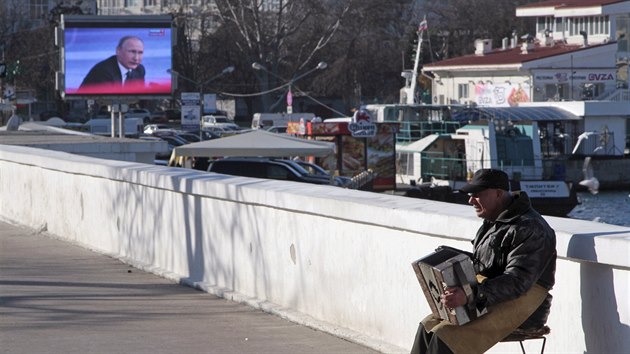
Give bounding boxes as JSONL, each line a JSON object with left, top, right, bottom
{"left": 441, "top": 286, "right": 467, "bottom": 309}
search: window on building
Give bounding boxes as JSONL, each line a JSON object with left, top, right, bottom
{"left": 617, "top": 15, "right": 629, "bottom": 52}
{"left": 581, "top": 83, "right": 605, "bottom": 100}
{"left": 565, "top": 15, "right": 613, "bottom": 37}
{"left": 262, "top": 1, "right": 281, "bottom": 12}
{"left": 537, "top": 17, "right": 545, "bottom": 33}
{"left": 30, "top": 0, "right": 48, "bottom": 20}
{"left": 599, "top": 16, "right": 604, "bottom": 34}
{"left": 537, "top": 16, "right": 554, "bottom": 34}
{"left": 458, "top": 84, "right": 469, "bottom": 100}
{"left": 555, "top": 18, "right": 563, "bottom": 33}
{"left": 100, "top": 0, "right": 123, "bottom": 11}
{"left": 544, "top": 83, "right": 569, "bottom": 101}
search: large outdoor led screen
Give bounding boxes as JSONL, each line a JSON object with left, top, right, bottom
{"left": 61, "top": 15, "right": 173, "bottom": 98}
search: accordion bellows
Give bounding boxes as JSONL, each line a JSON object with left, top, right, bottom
{"left": 412, "top": 248, "right": 487, "bottom": 325}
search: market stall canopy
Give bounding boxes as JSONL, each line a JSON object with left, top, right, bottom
{"left": 173, "top": 129, "right": 335, "bottom": 157}
{"left": 451, "top": 106, "right": 580, "bottom": 122}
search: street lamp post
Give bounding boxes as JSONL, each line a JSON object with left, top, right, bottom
{"left": 252, "top": 61, "right": 327, "bottom": 113}
{"left": 169, "top": 66, "right": 235, "bottom": 139}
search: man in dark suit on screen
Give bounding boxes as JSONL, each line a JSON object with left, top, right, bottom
{"left": 80, "top": 36, "right": 145, "bottom": 89}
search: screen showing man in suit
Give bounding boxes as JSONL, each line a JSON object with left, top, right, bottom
{"left": 63, "top": 22, "right": 172, "bottom": 97}
{"left": 80, "top": 36, "right": 146, "bottom": 90}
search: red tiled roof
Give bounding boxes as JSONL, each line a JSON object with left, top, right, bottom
{"left": 423, "top": 42, "right": 614, "bottom": 69}
{"left": 518, "top": 0, "right": 627, "bottom": 10}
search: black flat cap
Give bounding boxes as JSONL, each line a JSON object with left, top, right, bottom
{"left": 459, "top": 169, "right": 510, "bottom": 194}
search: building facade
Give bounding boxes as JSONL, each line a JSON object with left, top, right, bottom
{"left": 416, "top": 0, "right": 630, "bottom": 155}
{"left": 7, "top": 0, "right": 97, "bottom": 26}
{"left": 422, "top": 0, "right": 630, "bottom": 107}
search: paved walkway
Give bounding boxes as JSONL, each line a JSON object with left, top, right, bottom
{"left": 0, "top": 221, "right": 381, "bottom": 354}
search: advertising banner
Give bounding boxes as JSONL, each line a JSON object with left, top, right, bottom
{"left": 203, "top": 93, "right": 217, "bottom": 114}
{"left": 181, "top": 92, "right": 200, "bottom": 131}
{"left": 475, "top": 83, "right": 531, "bottom": 107}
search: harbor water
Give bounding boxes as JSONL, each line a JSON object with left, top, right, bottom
{"left": 566, "top": 190, "right": 630, "bottom": 227}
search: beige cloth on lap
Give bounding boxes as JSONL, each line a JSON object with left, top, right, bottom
{"left": 421, "top": 283, "right": 548, "bottom": 354}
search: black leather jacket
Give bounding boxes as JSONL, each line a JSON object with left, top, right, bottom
{"left": 472, "top": 191, "right": 556, "bottom": 330}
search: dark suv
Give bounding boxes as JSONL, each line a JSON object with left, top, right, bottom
{"left": 208, "top": 157, "right": 338, "bottom": 186}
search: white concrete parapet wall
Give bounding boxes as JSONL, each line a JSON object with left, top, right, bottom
{"left": 1, "top": 144, "right": 629, "bottom": 354}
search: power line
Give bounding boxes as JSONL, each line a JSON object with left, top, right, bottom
{"left": 216, "top": 81, "right": 347, "bottom": 117}
{"left": 292, "top": 87, "right": 347, "bottom": 117}
{"left": 215, "top": 81, "right": 292, "bottom": 97}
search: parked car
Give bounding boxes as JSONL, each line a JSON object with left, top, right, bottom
{"left": 184, "top": 128, "right": 223, "bottom": 141}
{"left": 38, "top": 110, "right": 62, "bottom": 120}
{"left": 164, "top": 109, "right": 181, "bottom": 121}
{"left": 201, "top": 114, "right": 240, "bottom": 130}
{"left": 292, "top": 159, "right": 352, "bottom": 187}
{"left": 144, "top": 124, "right": 172, "bottom": 135}
{"left": 151, "top": 129, "right": 200, "bottom": 144}
{"left": 156, "top": 134, "right": 189, "bottom": 147}
{"left": 276, "top": 159, "right": 351, "bottom": 187}
{"left": 151, "top": 133, "right": 190, "bottom": 160}
{"left": 265, "top": 126, "right": 288, "bottom": 134}
{"left": 251, "top": 112, "right": 315, "bottom": 129}
{"left": 95, "top": 108, "right": 151, "bottom": 124}
{"left": 84, "top": 118, "right": 144, "bottom": 137}
{"left": 150, "top": 109, "right": 182, "bottom": 123}
{"left": 208, "top": 157, "right": 338, "bottom": 186}
{"left": 125, "top": 109, "right": 152, "bottom": 124}
{"left": 149, "top": 110, "right": 168, "bottom": 123}
{"left": 176, "top": 132, "right": 201, "bottom": 143}
{"left": 201, "top": 126, "right": 236, "bottom": 137}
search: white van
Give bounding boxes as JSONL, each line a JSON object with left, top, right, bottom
{"left": 83, "top": 118, "right": 143, "bottom": 137}
{"left": 251, "top": 112, "right": 315, "bottom": 129}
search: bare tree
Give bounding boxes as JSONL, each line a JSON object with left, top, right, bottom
{"left": 420, "top": 0, "right": 534, "bottom": 59}
{"left": 314, "top": 0, "right": 417, "bottom": 107}
{"left": 0, "top": 0, "right": 90, "bottom": 118}
{"left": 166, "top": 1, "right": 220, "bottom": 86}
{"left": 0, "top": 0, "right": 33, "bottom": 91}
{"left": 209, "top": 0, "right": 354, "bottom": 112}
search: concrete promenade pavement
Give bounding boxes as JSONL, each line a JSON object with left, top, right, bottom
{"left": 0, "top": 221, "right": 381, "bottom": 354}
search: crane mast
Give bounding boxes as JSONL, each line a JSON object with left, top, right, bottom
{"left": 401, "top": 18, "right": 426, "bottom": 104}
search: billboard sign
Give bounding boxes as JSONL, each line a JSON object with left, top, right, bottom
{"left": 181, "top": 92, "right": 200, "bottom": 131}
{"left": 60, "top": 15, "right": 174, "bottom": 99}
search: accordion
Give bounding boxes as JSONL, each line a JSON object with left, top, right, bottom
{"left": 411, "top": 247, "right": 487, "bottom": 325}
